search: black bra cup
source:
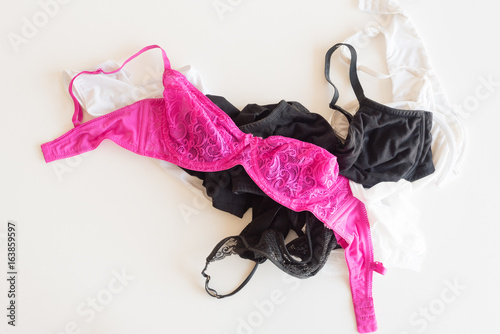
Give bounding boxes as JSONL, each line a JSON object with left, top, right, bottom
{"left": 325, "top": 43, "right": 435, "bottom": 188}
{"left": 337, "top": 98, "right": 434, "bottom": 187}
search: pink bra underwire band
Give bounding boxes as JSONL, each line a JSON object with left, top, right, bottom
{"left": 42, "top": 45, "right": 386, "bottom": 333}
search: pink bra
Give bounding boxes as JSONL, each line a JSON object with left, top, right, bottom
{"left": 41, "top": 45, "right": 386, "bottom": 333}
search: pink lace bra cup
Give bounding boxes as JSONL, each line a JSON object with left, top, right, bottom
{"left": 41, "top": 45, "right": 386, "bottom": 333}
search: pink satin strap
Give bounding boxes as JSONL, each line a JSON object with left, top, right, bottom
{"left": 69, "top": 45, "right": 170, "bottom": 127}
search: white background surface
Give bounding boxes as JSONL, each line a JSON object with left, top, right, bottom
{"left": 0, "top": 0, "right": 499, "bottom": 333}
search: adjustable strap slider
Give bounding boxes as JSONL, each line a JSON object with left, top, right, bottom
{"left": 201, "top": 259, "right": 259, "bottom": 299}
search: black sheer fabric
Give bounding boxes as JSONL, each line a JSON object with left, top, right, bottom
{"left": 324, "top": 43, "right": 435, "bottom": 188}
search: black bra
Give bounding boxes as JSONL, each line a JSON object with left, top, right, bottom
{"left": 325, "top": 43, "right": 435, "bottom": 188}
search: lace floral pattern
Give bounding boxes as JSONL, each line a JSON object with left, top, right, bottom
{"left": 148, "top": 71, "right": 354, "bottom": 227}
{"left": 213, "top": 238, "right": 238, "bottom": 262}
{"left": 255, "top": 138, "right": 339, "bottom": 199}
{"left": 161, "top": 72, "right": 244, "bottom": 167}
{"left": 146, "top": 98, "right": 169, "bottom": 156}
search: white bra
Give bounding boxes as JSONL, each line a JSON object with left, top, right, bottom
{"left": 338, "top": 0, "right": 467, "bottom": 188}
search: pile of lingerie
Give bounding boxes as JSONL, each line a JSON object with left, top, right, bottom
{"left": 41, "top": 3, "right": 467, "bottom": 333}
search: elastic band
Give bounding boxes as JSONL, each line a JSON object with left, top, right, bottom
{"left": 324, "top": 43, "right": 366, "bottom": 122}
{"left": 69, "top": 45, "right": 170, "bottom": 127}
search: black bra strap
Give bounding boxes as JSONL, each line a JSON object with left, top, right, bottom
{"left": 324, "top": 43, "right": 366, "bottom": 121}
{"left": 201, "top": 236, "right": 259, "bottom": 299}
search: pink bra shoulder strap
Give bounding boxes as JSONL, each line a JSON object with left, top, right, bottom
{"left": 69, "top": 45, "right": 171, "bottom": 127}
